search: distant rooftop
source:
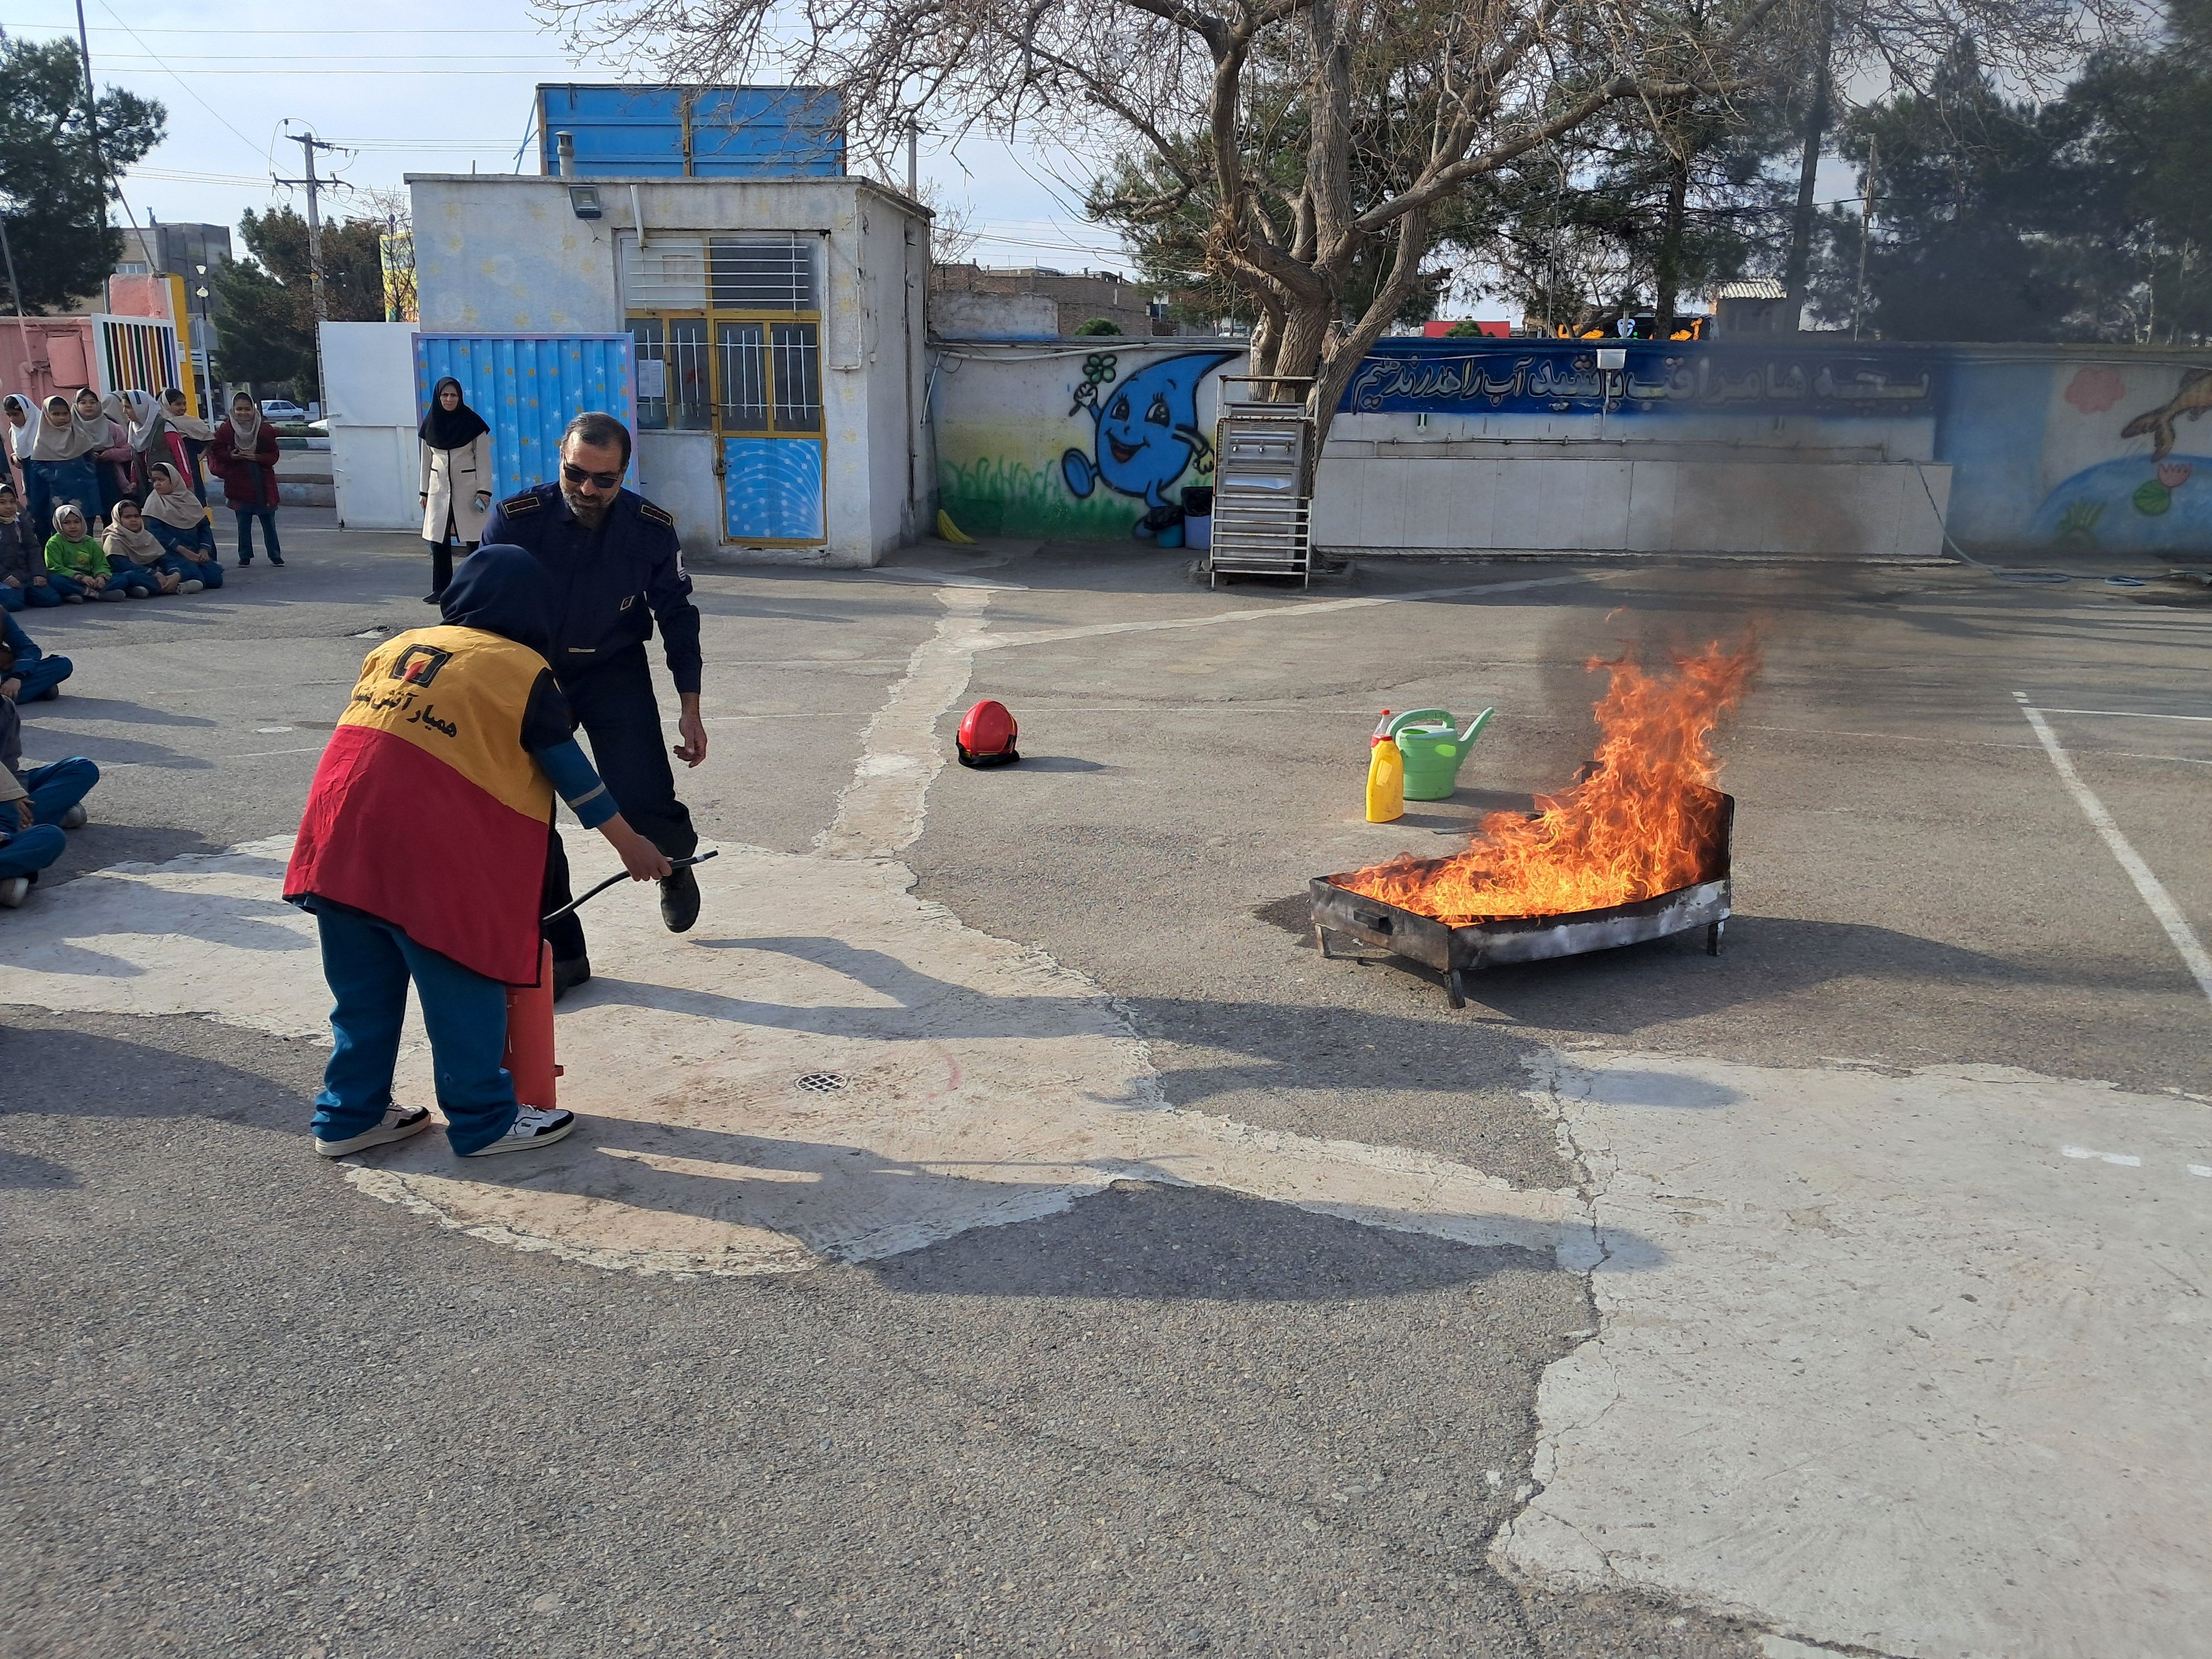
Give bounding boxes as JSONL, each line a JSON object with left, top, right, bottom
{"left": 1714, "top": 278, "right": 1788, "bottom": 300}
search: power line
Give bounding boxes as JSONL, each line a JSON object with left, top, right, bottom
{"left": 92, "top": 0, "right": 271, "bottom": 167}
{"left": 99, "top": 54, "right": 604, "bottom": 62}
{"left": 131, "top": 166, "right": 273, "bottom": 186}
{"left": 274, "top": 125, "right": 348, "bottom": 323}
{"left": 83, "top": 68, "right": 616, "bottom": 76}
{"left": 10, "top": 22, "right": 571, "bottom": 32}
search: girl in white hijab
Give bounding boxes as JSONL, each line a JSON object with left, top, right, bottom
{"left": 24, "top": 395, "right": 98, "bottom": 542}
{"left": 143, "top": 461, "right": 224, "bottom": 590}
{"left": 209, "top": 391, "right": 283, "bottom": 565}
{"left": 3, "top": 396, "right": 34, "bottom": 461}
{"left": 146, "top": 388, "right": 213, "bottom": 501}
{"left": 1, "top": 395, "right": 30, "bottom": 500}
{"left": 76, "top": 388, "right": 131, "bottom": 526}
{"left": 101, "top": 498, "right": 180, "bottom": 595}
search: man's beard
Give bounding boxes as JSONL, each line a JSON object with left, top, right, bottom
{"left": 562, "top": 486, "right": 612, "bottom": 528}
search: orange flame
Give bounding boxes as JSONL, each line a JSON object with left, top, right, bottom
{"left": 1339, "top": 640, "right": 1759, "bottom": 925}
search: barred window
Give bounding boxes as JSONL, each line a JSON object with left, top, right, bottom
{"left": 709, "top": 237, "right": 818, "bottom": 311}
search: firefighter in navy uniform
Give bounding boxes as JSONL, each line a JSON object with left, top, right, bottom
{"left": 481, "top": 412, "right": 708, "bottom": 998}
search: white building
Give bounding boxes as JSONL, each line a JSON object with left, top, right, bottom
{"left": 408, "top": 172, "right": 932, "bottom": 567}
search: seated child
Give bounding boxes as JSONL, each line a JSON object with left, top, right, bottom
{"left": 0, "top": 484, "right": 59, "bottom": 610}
{"left": 0, "top": 636, "right": 96, "bottom": 829}
{"left": 143, "top": 464, "right": 224, "bottom": 589}
{"left": 3, "top": 613, "right": 72, "bottom": 703}
{"left": 0, "top": 771, "right": 64, "bottom": 908}
{"left": 283, "top": 545, "right": 672, "bottom": 1159}
{"left": 103, "top": 500, "right": 184, "bottom": 596}
{"left": 44, "top": 504, "right": 127, "bottom": 602}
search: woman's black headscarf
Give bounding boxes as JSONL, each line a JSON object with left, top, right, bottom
{"left": 419, "top": 376, "right": 491, "bottom": 451}
{"left": 440, "top": 544, "right": 552, "bottom": 659}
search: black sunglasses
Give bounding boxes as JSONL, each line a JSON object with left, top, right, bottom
{"left": 562, "top": 461, "right": 623, "bottom": 491}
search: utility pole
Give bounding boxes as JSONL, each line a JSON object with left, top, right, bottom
{"left": 905, "top": 116, "right": 920, "bottom": 201}
{"left": 1851, "top": 137, "right": 1877, "bottom": 340}
{"left": 276, "top": 125, "right": 343, "bottom": 322}
{"left": 74, "top": 0, "right": 115, "bottom": 311}
{"left": 276, "top": 123, "right": 347, "bottom": 410}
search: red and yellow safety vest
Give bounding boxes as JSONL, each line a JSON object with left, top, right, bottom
{"left": 285, "top": 625, "right": 555, "bottom": 985}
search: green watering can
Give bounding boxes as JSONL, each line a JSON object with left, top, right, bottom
{"left": 1388, "top": 707, "right": 1496, "bottom": 800}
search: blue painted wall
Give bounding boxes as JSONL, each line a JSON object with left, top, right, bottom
{"left": 537, "top": 85, "right": 845, "bottom": 179}
{"left": 1341, "top": 338, "right": 1939, "bottom": 421}
{"left": 1338, "top": 337, "right": 2212, "bottom": 555}
{"left": 1934, "top": 351, "right": 2212, "bottom": 555}
{"left": 414, "top": 334, "right": 636, "bottom": 499}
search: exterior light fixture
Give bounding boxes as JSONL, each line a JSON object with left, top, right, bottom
{"left": 568, "top": 185, "right": 603, "bottom": 220}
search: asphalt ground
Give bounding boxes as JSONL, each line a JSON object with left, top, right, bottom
{"left": 3, "top": 520, "right": 2205, "bottom": 1657}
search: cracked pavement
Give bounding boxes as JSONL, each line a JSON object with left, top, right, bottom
{"left": 5, "top": 523, "right": 2207, "bottom": 1657}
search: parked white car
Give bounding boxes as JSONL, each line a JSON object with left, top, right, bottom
{"left": 260, "top": 398, "right": 310, "bottom": 422}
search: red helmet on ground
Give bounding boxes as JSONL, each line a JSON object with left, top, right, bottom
{"left": 956, "top": 699, "right": 1020, "bottom": 768}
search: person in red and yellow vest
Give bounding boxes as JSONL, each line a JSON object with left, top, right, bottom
{"left": 285, "top": 545, "right": 671, "bottom": 1158}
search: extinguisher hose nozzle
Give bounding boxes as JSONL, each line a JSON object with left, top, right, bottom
{"left": 540, "top": 849, "right": 719, "bottom": 924}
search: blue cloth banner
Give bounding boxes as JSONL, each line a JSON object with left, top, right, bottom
{"left": 1338, "top": 340, "right": 1938, "bottom": 418}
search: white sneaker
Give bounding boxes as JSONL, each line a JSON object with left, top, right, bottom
{"left": 0, "top": 876, "right": 27, "bottom": 909}
{"left": 58, "top": 803, "right": 87, "bottom": 829}
{"left": 179, "top": 579, "right": 204, "bottom": 594}
{"left": 314, "top": 1104, "right": 435, "bottom": 1157}
{"left": 464, "top": 1104, "right": 576, "bottom": 1155}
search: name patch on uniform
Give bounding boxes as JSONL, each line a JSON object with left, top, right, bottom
{"left": 499, "top": 492, "right": 541, "bottom": 516}
{"left": 639, "top": 500, "right": 675, "bottom": 529}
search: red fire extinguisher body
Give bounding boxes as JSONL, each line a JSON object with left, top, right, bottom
{"left": 503, "top": 938, "right": 563, "bottom": 1109}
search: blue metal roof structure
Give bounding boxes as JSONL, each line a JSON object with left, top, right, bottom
{"left": 536, "top": 85, "right": 846, "bottom": 178}
{"left": 415, "top": 334, "right": 637, "bottom": 499}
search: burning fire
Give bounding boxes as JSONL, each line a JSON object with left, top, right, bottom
{"left": 1340, "top": 640, "right": 1759, "bottom": 925}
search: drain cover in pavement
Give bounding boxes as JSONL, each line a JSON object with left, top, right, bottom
{"left": 795, "top": 1072, "right": 848, "bottom": 1095}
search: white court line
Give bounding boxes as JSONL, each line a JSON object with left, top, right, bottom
{"left": 2061, "top": 1146, "right": 2142, "bottom": 1166}
{"left": 2033, "top": 707, "right": 2212, "bottom": 723}
{"left": 976, "top": 571, "right": 1599, "bottom": 651}
{"left": 2016, "top": 693, "right": 2212, "bottom": 1007}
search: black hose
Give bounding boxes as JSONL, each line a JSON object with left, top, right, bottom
{"left": 541, "top": 849, "right": 717, "bottom": 924}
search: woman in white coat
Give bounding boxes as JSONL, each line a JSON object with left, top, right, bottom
{"left": 417, "top": 376, "right": 492, "bottom": 603}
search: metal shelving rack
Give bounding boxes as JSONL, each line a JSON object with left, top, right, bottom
{"left": 1206, "top": 375, "right": 1315, "bottom": 588}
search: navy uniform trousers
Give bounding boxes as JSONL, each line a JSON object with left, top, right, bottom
{"left": 541, "top": 643, "right": 699, "bottom": 962}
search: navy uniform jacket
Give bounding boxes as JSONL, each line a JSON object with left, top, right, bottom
{"left": 480, "top": 483, "right": 703, "bottom": 695}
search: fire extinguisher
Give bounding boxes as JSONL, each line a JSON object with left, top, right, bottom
{"left": 504, "top": 850, "right": 721, "bottom": 1108}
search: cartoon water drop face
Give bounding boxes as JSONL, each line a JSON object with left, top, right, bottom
{"left": 1063, "top": 350, "right": 1240, "bottom": 510}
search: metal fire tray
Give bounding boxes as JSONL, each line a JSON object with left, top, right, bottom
{"left": 1310, "top": 789, "right": 1733, "bottom": 1008}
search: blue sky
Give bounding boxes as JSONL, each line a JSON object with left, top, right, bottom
{"left": 5, "top": 0, "right": 1135, "bottom": 273}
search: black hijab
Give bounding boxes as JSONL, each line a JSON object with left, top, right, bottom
{"left": 440, "top": 544, "right": 552, "bottom": 659}
{"left": 419, "top": 376, "right": 491, "bottom": 451}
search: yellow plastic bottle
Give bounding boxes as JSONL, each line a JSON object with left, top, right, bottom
{"left": 1365, "top": 713, "right": 1405, "bottom": 822}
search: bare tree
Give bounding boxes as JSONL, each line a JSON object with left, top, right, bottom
{"left": 357, "top": 184, "right": 416, "bottom": 323}
{"left": 555, "top": 0, "right": 1805, "bottom": 455}
{"left": 913, "top": 178, "right": 980, "bottom": 267}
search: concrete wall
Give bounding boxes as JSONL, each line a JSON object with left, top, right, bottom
{"left": 414, "top": 178, "right": 622, "bottom": 335}
{"left": 407, "top": 172, "right": 929, "bottom": 565}
{"left": 931, "top": 339, "right": 1249, "bottom": 540}
{"left": 1935, "top": 348, "right": 2212, "bottom": 556}
{"left": 1312, "top": 445, "right": 1949, "bottom": 558}
{"left": 929, "top": 292, "right": 1059, "bottom": 340}
{"left": 932, "top": 336, "right": 2212, "bottom": 561}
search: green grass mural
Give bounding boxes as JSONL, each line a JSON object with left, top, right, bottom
{"left": 938, "top": 455, "right": 1142, "bottom": 541}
